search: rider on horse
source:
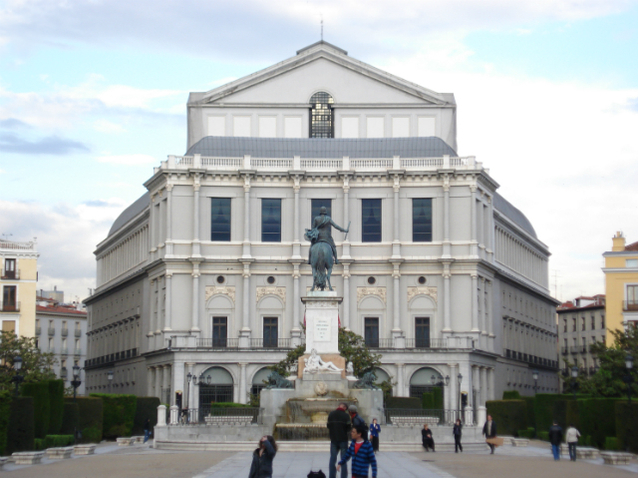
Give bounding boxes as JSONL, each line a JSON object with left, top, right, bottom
{"left": 306, "top": 207, "right": 348, "bottom": 264}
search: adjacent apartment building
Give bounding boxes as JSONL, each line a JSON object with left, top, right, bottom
{"left": 603, "top": 232, "right": 638, "bottom": 344}
{"left": 1, "top": 238, "right": 38, "bottom": 337}
{"left": 84, "top": 42, "right": 559, "bottom": 412}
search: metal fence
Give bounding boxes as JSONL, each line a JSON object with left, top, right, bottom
{"left": 176, "top": 407, "right": 260, "bottom": 425}
{"left": 384, "top": 408, "right": 468, "bottom": 426}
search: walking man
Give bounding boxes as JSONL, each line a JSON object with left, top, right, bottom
{"left": 549, "top": 421, "right": 563, "bottom": 461}
{"left": 327, "top": 402, "right": 351, "bottom": 478}
{"left": 565, "top": 424, "right": 581, "bottom": 462}
{"left": 482, "top": 415, "right": 497, "bottom": 454}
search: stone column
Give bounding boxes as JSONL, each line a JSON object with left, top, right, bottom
{"left": 292, "top": 177, "right": 301, "bottom": 259}
{"left": 472, "top": 365, "right": 480, "bottom": 408}
{"left": 292, "top": 263, "right": 301, "bottom": 339}
{"left": 163, "top": 365, "right": 172, "bottom": 404}
{"left": 342, "top": 175, "right": 351, "bottom": 259}
{"left": 192, "top": 174, "right": 201, "bottom": 257}
{"left": 487, "top": 281, "right": 494, "bottom": 341}
{"left": 470, "top": 185, "right": 478, "bottom": 256}
{"left": 240, "top": 262, "right": 252, "bottom": 344}
{"left": 396, "top": 363, "right": 405, "bottom": 397}
{"left": 166, "top": 184, "right": 173, "bottom": 255}
{"left": 185, "top": 363, "right": 194, "bottom": 409}
{"left": 155, "top": 366, "right": 162, "bottom": 403}
{"left": 342, "top": 264, "right": 351, "bottom": 329}
{"left": 147, "top": 367, "right": 154, "bottom": 397}
{"left": 471, "top": 273, "right": 479, "bottom": 332}
{"left": 488, "top": 367, "right": 495, "bottom": 401}
{"left": 442, "top": 263, "right": 452, "bottom": 332}
{"left": 164, "top": 273, "right": 172, "bottom": 331}
{"left": 479, "top": 367, "right": 487, "bottom": 406}
{"left": 239, "top": 363, "right": 248, "bottom": 404}
{"left": 242, "top": 175, "right": 251, "bottom": 259}
{"left": 392, "top": 263, "right": 402, "bottom": 338}
{"left": 449, "top": 364, "right": 458, "bottom": 414}
{"left": 392, "top": 175, "right": 401, "bottom": 259}
{"left": 442, "top": 175, "right": 451, "bottom": 258}
{"left": 191, "top": 261, "right": 201, "bottom": 332}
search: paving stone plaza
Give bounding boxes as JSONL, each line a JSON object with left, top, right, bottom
{"left": 2, "top": 440, "right": 637, "bottom": 478}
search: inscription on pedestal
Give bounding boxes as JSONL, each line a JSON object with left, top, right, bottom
{"left": 315, "top": 318, "right": 330, "bottom": 341}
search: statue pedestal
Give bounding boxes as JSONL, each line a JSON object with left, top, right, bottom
{"left": 301, "top": 291, "right": 342, "bottom": 355}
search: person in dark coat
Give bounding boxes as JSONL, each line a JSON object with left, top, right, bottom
{"left": 548, "top": 421, "right": 563, "bottom": 461}
{"left": 482, "top": 415, "right": 497, "bottom": 454}
{"left": 143, "top": 418, "right": 152, "bottom": 444}
{"left": 453, "top": 419, "right": 463, "bottom": 453}
{"left": 327, "top": 402, "right": 351, "bottom": 478}
{"left": 369, "top": 418, "right": 381, "bottom": 452}
{"left": 421, "top": 424, "right": 435, "bottom": 452}
{"left": 248, "top": 435, "right": 277, "bottom": 478}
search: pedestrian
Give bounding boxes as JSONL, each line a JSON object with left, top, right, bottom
{"left": 337, "top": 425, "right": 377, "bottom": 478}
{"left": 453, "top": 419, "right": 463, "bottom": 453}
{"left": 565, "top": 423, "right": 581, "bottom": 462}
{"left": 248, "top": 435, "right": 278, "bottom": 478}
{"left": 348, "top": 405, "right": 367, "bottom": 430}
{"left": 549, "top": 421, "right": 563, "bottom": 461}
{"left": 327, "top": 402, "right": 352, "bottom": 478}
{"left": 421, "top": 424, "right": 435, "bottom": 452}
{"left": 143, "top": 418, "right": 152, "bottom": 444}
{"left": 482, "top": 415, "right": 498, "bottom": 454}
{"left": 369, "top": 418, "right": 381, "bottom": 453}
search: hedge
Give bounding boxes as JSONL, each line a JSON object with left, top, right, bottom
{"left": 91, "top": 393, "right": 136, "bottom": 439}
{"left": 533, "top": 394, "right": 588, "bottom": 434}
{"left": 615, "top": 402, "right": 638, "bottom": 453}
{"left": 518, "top": 427, "right": 535, "bottom": 439}
{"left": 6, "top": 397, "right": 34, "bottom": 454}
{"left": 21, "top": 382, "right": 50, "bottom": 439}
{"left": 578, "top": 398, "right": 621, "bottom": 449}
{"left": 0, "top": 391, "right": 11, "bottom": 455}
{"left": 422, "top": 392, "right": 434, "bottom": 409}
{"left": 485, "top": 400, "right": 527, "bottom": 436}
{"left": 522, "top": 396, "right": 536, "bottom": 431}
{"left": 433, "top": 388, "right": 443, "bottom": 410}
{"left": 48, "top": 380, "right": 65, "bottom": 435}
{"left": 132, "top": 397, "right": 160, "bottom": 435}
{"left": 606, "top": 436, "right": 620, "bottom": 450}
{"left": 503, "top": 390, "right": 522, "bottom": 400}
{"left": 60, "top": 402, "right": 79, "bottom": 436}
{"left": 67, "top": 397, "right": 103, "bottom": 444}
{"left": 385, "top": 397, "right": 421, "bottom": 409}
{"left": 538, "top": 431, "right": 549, "bottom": 441}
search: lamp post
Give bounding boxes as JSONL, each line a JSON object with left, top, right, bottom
{"left": 571, "top": 365, "right": 578, "bottom": 400}
{"left": 12, "top": 356, "right": 24, "bottom": 397}
{"left": 457, "top": 373, "right": 463, "bottom": 421}
{"left": 107, "top": 370, "right": 113, "bottom": 394}
{"left": 71, "top": 364, "right": 82, "bottom": 401}
{"left": 532, "top": 369, "right": 539, "bottom": 395}
{"left": 625, "top": 353, "right": 634, "bottom": 404}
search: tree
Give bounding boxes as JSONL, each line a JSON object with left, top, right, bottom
{"left": 0, "top": 331, "right": 57, "bottom": 392}
{"left": 574, "top": 327, "right": 638, "bottom": 398}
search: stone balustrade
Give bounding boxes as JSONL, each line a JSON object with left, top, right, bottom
{"left": 12, "top": 451, "right": 45, "bottom": 465}
{"left": 205, "top": 415, "right": 254, "bottom": 426}
{"left": 74, "top": 444, "right": 97, "bottom": 455}
{"left": 388, "top": 416, "right": 440, "bottom": 426}
{"left": 116, "top": 437, "right": 134, "bottom": 446}
{"left": 600, "top": 451, "right": 633, "bottom": 465}
{"left": 45, "top": 447, "right": 73, "bottom": 459}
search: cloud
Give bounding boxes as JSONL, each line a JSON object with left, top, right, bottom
{"left": 93, "top": 119, "right": 125, "bottom": 134}
{"left": 96, "top": 153, "right": 156, "bottom": 165}
{"left": 0, "top": 117, "right": 31, "bottom": 129}
{"left": 0, "top": 132, "right": 89, "bottom": 154}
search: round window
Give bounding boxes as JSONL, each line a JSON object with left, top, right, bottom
{"left": 367, "top": 276, "right": 376, "bottom": 285}
{"left": 418, "top": 276, "right": 426, "bottom": 285}
{"left": 216, "top": 275, "right": 225, "bottom": 284}
{"left": 267, "top": 276, "right": 276, "bottom": 285}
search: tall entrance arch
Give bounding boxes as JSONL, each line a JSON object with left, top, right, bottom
{"left": 198, "top": 366, "right": 234, "bottom": 412}
{"left": 409, "top": 367, "right": 444, "bottom": 399}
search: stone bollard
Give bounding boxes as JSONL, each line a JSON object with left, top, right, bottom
{"left": 464, "top": 406, "right": 473, "bottom": 425}
{"left": 169, "top": 405, "right": 179, "bottom": 425}
{"left": 157, "top": 404, "right": 167, "bottom": 426}
{"left": 477, "top": 406, "right": 487, "bottom": 426}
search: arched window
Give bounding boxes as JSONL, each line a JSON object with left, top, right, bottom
{"left": 310, "top": 91, "right": 334, "bottom": 138}
{"left": 198, "top": 366, "right": 234, "bottom": 409}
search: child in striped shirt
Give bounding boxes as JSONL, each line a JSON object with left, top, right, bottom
{"left": 337, "top": 425, "right": 377, "bottom": 478}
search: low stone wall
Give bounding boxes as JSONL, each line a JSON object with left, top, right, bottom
{"left": 45, "top": 447, "right": 73, "bottom": 459}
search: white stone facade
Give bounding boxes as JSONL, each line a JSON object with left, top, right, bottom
{"left": 85, "top": 42, "right": 559, "bottom": 411}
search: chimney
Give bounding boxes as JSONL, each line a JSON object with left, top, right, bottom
{"left": 612, "top": 231, "right": 626, "bottom": 252}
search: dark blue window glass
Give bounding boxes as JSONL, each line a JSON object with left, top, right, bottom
{"left": 211, "top": 198, "right": 231, "bottom": 241}
{"left": 362, "top": 199, "right": 382, "bottom": 243}
{"left": 261, "top": 198, "right": 281, "bottom": 242}
{"left": 311, "top": 198, "right": 331, "bottom": 225}
{"left": 413, "top": 198, "right": 432, "bottom": 242}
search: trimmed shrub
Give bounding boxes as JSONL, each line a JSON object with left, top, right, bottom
{"left": 605, "top": 436, "right": 620, "bottom": 450}
{"left": 47, "top": 380, "right": 65, "bottom": 435}
{"left": 615, "top": 402, "right": 638, "bottom": 453}
{"left": 60, "top": 402, "right": 79, "bottom": 435}
{"left": 44, "top": 434, "right": 74, "bottom": 448}
{"left": 485, "top": 400, "right": 527, "bottom": 436}
{"left": 0, "top": 390, "right": 11, "bottom": 455}
{"left": 6, "top": 396, "right": 34, "bottom": 453}
{"left": 132, "top": 397, "right": 160, "bottom": 436}
{"left": 67, "top": 397, "right": 103, "bottom": 444}
{"left": 34, "top": 438, "right": 45, "bottom": 451}
{"left": 578, "top": 398, "right": 621, "bottom": 449}
{"left": 503, "top": 390, "right": 521, "bottom": 400}
{"left": 522, "top": 396, "right": 535, "bottom": 431}
{"left": 565, "top": 400, "right": 580, "bottom": 430}
{"left": 518, "top": 427, "right": 535, "bottom": 439}
{"left": 583, "top": 435, "right": 591, "bottom": 446}
{"left": 538, "top": 431, "right": 549, "bottom": 441}
{"left": 433, "top": 388, "right": 443, "bottom": 410}
{"left": 421, "top": 392, "right": 434, "bottom": 409}
{"left": 385, "top": 397, "right": 422, "bottom": 409}
{"left": 90, "top": 393, "right": 136, "bottom": 439}
{"left": 21, "top": 381, "right": 50, "bottom": 439}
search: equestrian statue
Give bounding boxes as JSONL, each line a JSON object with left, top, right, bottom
{"left": 304, "top": 206, "right": 349, "bottom": 291}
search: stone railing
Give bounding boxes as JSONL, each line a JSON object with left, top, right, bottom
{"left": 159, "top": 154, "right": 479, "bottom": 174}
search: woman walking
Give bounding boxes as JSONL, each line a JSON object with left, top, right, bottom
{"left": 248, "top": 435, "right": 278, "bottom": 478}
{"left": 453, "top": 419, "right": 463, "bottom": 453}
{"left": 370, "top": 418, "right": 381, "bottom": 452}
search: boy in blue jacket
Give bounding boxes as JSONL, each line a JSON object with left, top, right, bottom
{"left": 336, "top": 425, "right": 377, "bottom": 478}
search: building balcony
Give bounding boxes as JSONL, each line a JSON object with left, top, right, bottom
{"left": 1, "top": 269, "right": 20, "bottom": 280}
{"left": 249, "top": 338, "right": 293, "bottom": 349}
{"left": 624, "top": 300, "right": 638, "bottom": 312}
{"left": 74, "top": 348, "right": 82, "bottom": 356}
{"left": 35, "top": 326, "right": 41, "bottom": 335}
{"left": 60, "top": 348, "right": 68, "bottom": 355}
{"left": 61, "top": 328, "right": 68, "bottom": 337}
{"left": 570, "top": 346, "right": 582, "bottom": 354}
{"left": 48, "top": 347, "right": 55, "bottom": 354}
{"left": 48, "top": 327, "right": 55, "bottom": 336}
{"left": 75, "top": 329, "right": 82, "bottom": 337}
{"left": 1, "top": 302, "right": 19, "bottom": 312}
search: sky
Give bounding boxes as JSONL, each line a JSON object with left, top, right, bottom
{"left": 1, "top": 0, "right": 637, "bottom": 304}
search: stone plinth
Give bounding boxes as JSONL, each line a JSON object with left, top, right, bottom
{"left": 12, "top": 451, "right": 44, "bottom": 465}
{"left": 601, "top": 451, "right": 633, "bottom": 465}
{"left": 132, "top": 436, "right": 144, "bottom": 444}
{"left": 510, "top": 438, "right": 529, "bottom": 447}
{"left": 74, "top": 444, "right": 97, "bottom": 455}
{"left": 298, "top": 356, "right": 347, "bottom": 379}
{"left": 46, "top": 447, "right": 74, "bottom": 459}
{"left": 117, "top": 437, "right": 134, "bottom": 446}
{"left": 301, "top": 291, "right": 342, "bottom": 355}
{"left": 576, "top": 447, "right": 600, "bottom": 459}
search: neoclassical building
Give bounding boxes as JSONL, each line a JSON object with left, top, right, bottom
{"left": 84, "top": 42, "right": 559, "bottom": 413}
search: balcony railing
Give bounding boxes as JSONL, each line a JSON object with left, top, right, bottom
{"left": 570, "top": 346, "right": 582, "bottom": 354}
{"left": 48, "top": 327, "right": 55, "bottom": 336}
{"left": 1, "top": 269, "right": 19, "bottom": 280}
{"left": 60, "top": 348, "right": 68, "bottom": 355}
{"left": 48, "top": 347, "right": 55, "bottom": 354}
{"left": 1, "top": 302, "right": 20, "bottom": 312}
{"left": 561, "top": 346, "right": 569, "bottom": 355}
{"left": 624, "top": 300, "right": 638, "bottom": 311}
{"left": 195, "top": 338, "right": 239, "bottom": 349}
{"left": 61, "top": 328, "right": 68, "bottom": 337}
{"left": 581, "top": 345, "right": 588, "bottom": 354}
{"left": 75, "top": 329, "right": 82, "bottom": 337}
{"left": 74, "top": 348, "right": 82, "bottom": 356}
{"left": 249, "top": 338, "right": 292, "bottom": 349}
{"left": 384, "top": 408, "right": 470, "bottom": 426}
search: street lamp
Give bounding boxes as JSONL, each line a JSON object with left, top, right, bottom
{"left": 457, "top": 373, "right": 463, "bottom": 421}
{"left": 624, "top": 353, "right": 634, "bottom": 404}
{"left": 571, "top": 365, "right": 579, "bottom": 400}
{"left": 71, "top": 364, "right": 82, "bottom": 401}
{"left": 107, "top": 370, "right": 114, "bottom": 393}
{"left": 12, "top": 356, "right": 24, "bottom": 397}
{"left": 532, "top": 369, "right": 539, "bottom": 395}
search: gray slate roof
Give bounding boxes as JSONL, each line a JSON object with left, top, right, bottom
{"left": 493, "top": 193, "right": 537, "bottom": 239}
{"left": 185, "top": 136, "right": 458, "bottom": 158}
{"left": 107, "top": 192, "right": 150, "bottom": 237}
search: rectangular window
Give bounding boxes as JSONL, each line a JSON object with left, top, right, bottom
{"left": 627, "top": 259, "right": 638, "bottom": 268}
{"left": 572, "top": 318, "right": 576, "bottom": 332}
{"left": 263, "top": 317, "right": 278, "bottom": 348}
{"left": 601, "top": 315, "right": 605, "bottom": 329}
{"left": 3, "top": 258, "right": 16, "bottom": 279}
{"left": 311, "top": 199, "right": 332, "bottom": 223}
{"left": 581, "top": 317, "right": 586, "bottom": 331}
{"left": 364, "top": 317, "right": 379, "bottom": 348}
{"left": 628, "top": 285, "right": 638, "bottom": 310}
{"left": 412, "top": 198, "right": 432, "bottom": 242}
{"left": 2, "top": 285, "right": 16, "bottom": 311}
{"left": 415, "top": 317, "right": 431, "bottom": 348}
{"left": 591, "top": 316, "right": 595, "bottom": 330}
{"left": 211, "top": 198, "right": 231, "bottom": 241}
{"left": 212, "top": 317, "right": 227, "bottom": 347}
{"left": 261, "top": 199, "right": 281, "bottom": 242}
{"left": 563, "top": 319, "right": 567, "bottom": 333}
{"left": 362, "top": 199, "right": 382, "bottom": 242}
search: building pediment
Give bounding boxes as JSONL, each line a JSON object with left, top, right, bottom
{"left": 194, "top": 42, "right": 451, "bottom": 107}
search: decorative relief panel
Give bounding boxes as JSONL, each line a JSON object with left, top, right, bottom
{"left": 256, "top": 287, "right": 286, "bottom": 305}
{"left": 205, "top": 286, "right": 236, "bottom": 304}
{"left": 407, "top": 286, "right": 438, "bottom": 304}
{"left": 357, "top": 287, "right": 386, "bottom": 304}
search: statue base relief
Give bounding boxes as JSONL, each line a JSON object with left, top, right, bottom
{"left": 298, "top": 354, "right": 346, "bottom": 379}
